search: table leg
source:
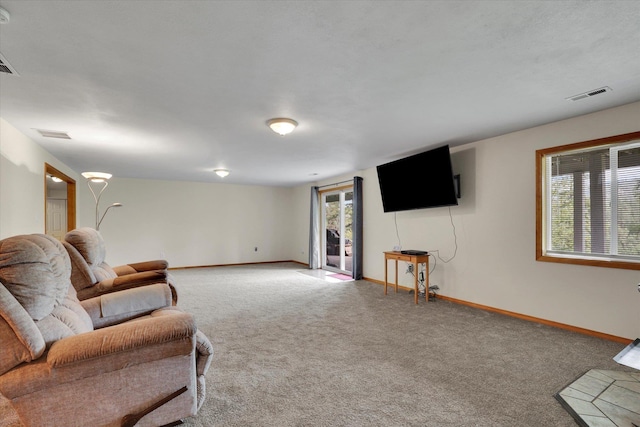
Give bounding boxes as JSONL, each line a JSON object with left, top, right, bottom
{"left": 394, "top": 260, "right": 398, "bottom": 293}
{"left": 384, "top": 257, "right": 388, "bottom": 295}
{"left": 384, "top": 257, "right": 389, "bottom": 295}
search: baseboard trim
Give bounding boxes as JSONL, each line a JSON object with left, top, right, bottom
{"left": 169, "top": 260, "right": 307, "bottom": 270}
{"left": 363, "top": 276, "right": 632, "bottom": 344}
{"left": 166, "top": 266, "right": 631, "bottom": 344}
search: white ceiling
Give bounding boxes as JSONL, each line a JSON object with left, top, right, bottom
{"left": 1, "top": 1, "right": 639, "bottom": 187}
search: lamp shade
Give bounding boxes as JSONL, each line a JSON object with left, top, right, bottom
{"left": 81, "top": 172, "right": 112, "bottom": 182}
{"left": 267, "top": 118, "right": 297, "bottom": 136}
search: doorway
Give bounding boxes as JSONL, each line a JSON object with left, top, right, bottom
{"left": 46, "top": 198, "right": 67, "bottom": 240}
{"left": 321, "top": 187, "right": 353, "bottom": 275}
{"left": 44, "top": 163, "right": 76, "bottom": 239}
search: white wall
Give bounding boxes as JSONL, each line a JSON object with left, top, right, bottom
{"left": 289, "top": 184, "right": 314, "bottom": 262}
{"left": 0, "top": 118, "right": 80, "bottom": 238}
{"left": 79, "top": 177, "right": 293, "bottom": 268}
{"left": 292, "top": 102, "right": 640, "bottom": 340}
{"left": 2, "top": 118, "right": 293, "bottom": 268}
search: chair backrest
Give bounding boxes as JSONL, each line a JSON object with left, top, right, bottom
{"left": 0, "top": 234, "right": 70, "bottom": 320}
{"left": 0, "top": 234, "right": 93, "bottom": 375}
{"left": 64, "top": 227, "right": 118, "bottom": 286}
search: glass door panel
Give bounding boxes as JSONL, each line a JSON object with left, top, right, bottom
{"left": 322, "top": 189, "right": 353, "bottom": 274}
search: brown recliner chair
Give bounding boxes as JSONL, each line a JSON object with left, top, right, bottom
{"left": 0, "top": 234, "right": 213, "bottom": 427}
{"left": 63, "top": 227, "right": 178, "bottom": 304}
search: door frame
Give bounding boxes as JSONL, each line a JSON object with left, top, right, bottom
{"left": 44, "top": 163, "right": 76, "bottom": 235}
{"left": 320, "top": 185, "right": 353, "bottom": 274}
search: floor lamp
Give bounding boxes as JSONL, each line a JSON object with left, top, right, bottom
{"left": 81, "top": 172, "right": 123, "bottom": 231}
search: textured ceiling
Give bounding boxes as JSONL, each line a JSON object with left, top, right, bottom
{"left": 1, "top": 1, "right": 639, "bottom": 186}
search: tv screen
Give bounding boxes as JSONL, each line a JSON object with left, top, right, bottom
{"left": 376, "top": 145, "right": 458, "bottom": 213}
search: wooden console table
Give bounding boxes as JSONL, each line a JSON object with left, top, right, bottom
{"left": 384, "top": 251, "right": 430, "bottom": 304}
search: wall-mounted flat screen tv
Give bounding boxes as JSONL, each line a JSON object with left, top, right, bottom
{"left": 376, "top": 144, "right": 459, "bottom": 213}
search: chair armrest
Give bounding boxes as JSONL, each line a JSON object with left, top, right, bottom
{"left": 47, "top": 311, "right": 195, "bottom": 368}
{"left": 111, "top": 270, "right": 168, "bottom": 287}
{"left": 100, "top": 283, "right": 171, "bottom": 317}
{"left": 80, "top": 284, "right": 172, "bottom": 328}
{"left": 195, "top": 330, "right": 214, "bottom": 377}
{"left": 113, "top": 260, "right": 168, "bottom": 276}
{"left": 92, "top": 271, "right": 178, "bottom": 307}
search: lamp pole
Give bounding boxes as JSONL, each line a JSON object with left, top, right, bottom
{"left": 97, "top": 203, "right": 123, "bottom": 230}
{"left": 86, "top": 179, "right": 109, "bottom": 230}
{"left": 82, "top": 172, "right": 123, "bottom": 231}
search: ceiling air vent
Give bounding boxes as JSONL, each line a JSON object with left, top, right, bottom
{"left": 566, "top": 86, "right": 612, "bottom": 102}
{"left": 0, "top": 52, "right": 19, "bottom": 75}
{"left": 35, "top": 129, "right": 71, "bottom": 139}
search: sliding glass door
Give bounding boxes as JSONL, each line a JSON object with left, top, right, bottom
{"left": 321, "top": 188, "right": 353, "bottom": 274}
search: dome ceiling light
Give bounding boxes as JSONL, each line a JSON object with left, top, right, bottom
{"left": 267, "top": 118, "right": 297, "bottom": 136}
{"left": 214, "top": 169, "right": 230, "bottom": 178}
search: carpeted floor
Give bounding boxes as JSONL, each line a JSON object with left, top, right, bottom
{"left": 171, "top": 262, "right": 631, "bottom": 426}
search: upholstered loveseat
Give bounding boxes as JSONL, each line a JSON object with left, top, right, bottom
{"left": 0, "top": 234, "right": 212, "bottom": 426}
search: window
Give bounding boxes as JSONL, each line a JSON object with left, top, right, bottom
{"left": 536, "top": 131, "right": 640, "bottom": 270}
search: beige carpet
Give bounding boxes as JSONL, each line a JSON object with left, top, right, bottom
{"left": 171, "top": 262, "right": 630, "bottom": 426}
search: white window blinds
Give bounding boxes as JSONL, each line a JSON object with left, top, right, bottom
{"left": 545, "top": 141, "right": 640, "bottom": 261}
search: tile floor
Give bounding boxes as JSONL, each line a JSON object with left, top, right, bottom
{"left": 297, "top": 269, "right": 354, "bottom": 283}
{"left": 556, "top": 369, "right": 640, "bottom": 427}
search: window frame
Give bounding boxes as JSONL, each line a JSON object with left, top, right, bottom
{"left": 536, "top": 131, "right": 640, "bottom": 270}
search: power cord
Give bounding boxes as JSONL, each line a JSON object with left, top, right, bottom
{"left": 427, "top": 206, "right": 458, "bottom": 274}
{"left": 395, "top": 206, "right": 458, "bottom": 300}
{"left": 405, "top": 264, "right": 427, "bottom": 295}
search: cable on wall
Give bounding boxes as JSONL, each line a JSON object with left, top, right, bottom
{"left": 427, "top": 206, "right": 458, "bottom": 274}
{"left": 394, "top": 206, "right": 458, "bottom": 292}
{"left": 394, "top": 212, "right": 402, "bottom": 248}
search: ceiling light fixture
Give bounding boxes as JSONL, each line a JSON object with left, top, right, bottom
{"left": 267, "top": 118, "right": 297, "bottom": 136}
{"left": 214, "top": 169, "right": 230, "bottom": 178}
